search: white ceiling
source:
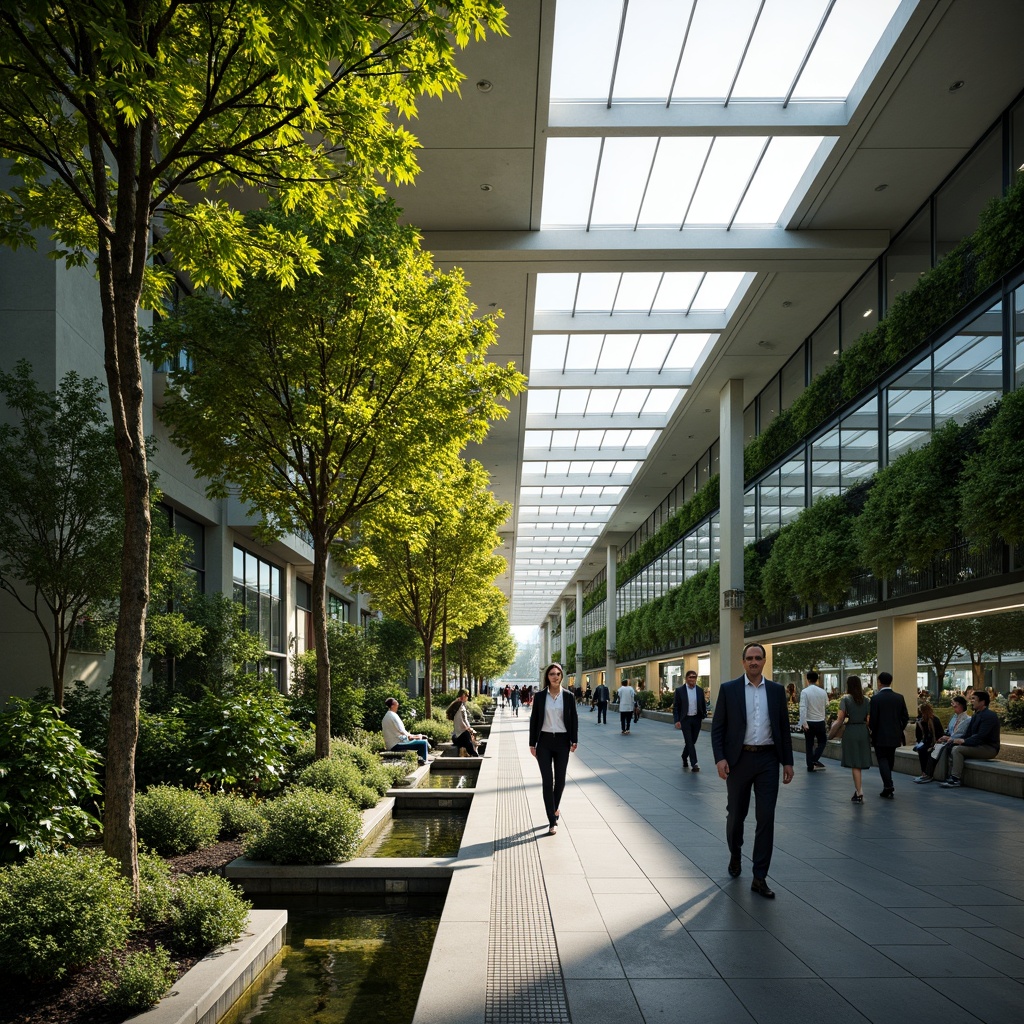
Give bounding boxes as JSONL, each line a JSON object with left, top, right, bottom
{"left": 386, "top": 0, "right": 1024, "bottom": 625}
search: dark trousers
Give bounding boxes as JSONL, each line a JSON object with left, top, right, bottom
{"left": 804, "top": 721, "right": 827, "bottom": 768}
{"left": 535, "top": 732, "right": 571, "bottom": 827}
{"left": 725, "top": 748, "right": 781, "bottom": 880}
{"left": 680, "top": 717, "right": 701, "bottom": 765}
{"left": 620, "top": 711, "right": 633, "bottom": 732}
{"left": 596, "top": 700, "right": 608, "bottom": 723}
{"left": 875, "top": 745, "right": 897, "bottom": 790}
{"left": 454, "top": 730, "right": 478, "bottom": 757}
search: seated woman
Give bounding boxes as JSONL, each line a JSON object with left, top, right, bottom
{"left": 913, "top": 703, "right": 945, "bottom": 773}
{"left": 914, "top": 695, "right": 971, "bottom": 783}
{"left": 451, "top": 689, "right": 480, "bottom": 756}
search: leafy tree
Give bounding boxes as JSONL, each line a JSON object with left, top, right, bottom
{"left": 449, "top": 608, "right": 517, "bottom": 688}
{"left": 917, "top": 620, "right": 964, "bottom": 692}
{"left": 0, "top": 362, "right": 122, "bottom": 706}
{"left": 366, "top": 616, "right": 421, "bottom": 682}
{"left": 960, "top": 388, "right": 1024, "bottom": 547}
{"left": 954, "top": 612, "right": 1024, "bottom": 688}
{"left": 0, "top": 0, "right": 507, "bottom": 886}
{"left": 148, "top": 201, "right": 524, "bottom": 757}
{"left": 352, "top": 459, "right": 510, "bottom": 716}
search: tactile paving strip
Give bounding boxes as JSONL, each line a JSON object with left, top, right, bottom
{"left": 485, "top": 738, "right": 571, "bottom": 1024}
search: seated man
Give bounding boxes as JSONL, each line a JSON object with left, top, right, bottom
{"left": 382, "top": 697, "right": 431, "bottom": 765}
{"left": 914, "top": 695, "right": 970, "bottom": 783}
{"left": 941, "top": 690, "right": 1000, "bottom": 788}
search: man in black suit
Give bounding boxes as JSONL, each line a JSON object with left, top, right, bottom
{"left": 868, "top": 671, "right": 909, "bottom": 798}
{"left": 711, "top": 642, "right": 794, "bottom": 899}
{"left": 673, "top": 669, "right": 708, "bottom": 771}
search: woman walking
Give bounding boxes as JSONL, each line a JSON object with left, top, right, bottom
{"left": 829, "top": 675, "right": 871, "bottom": 803}
{"left": 451, "top": 689, "right": 480, "bottom": 756}
{"left": 529, "top": 663, "right": 579, "bottom": 835}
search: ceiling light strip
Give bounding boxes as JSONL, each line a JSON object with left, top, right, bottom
{"left": 784, "top": 0, "right": 838, "bottom": 109}
{"left": 724, "top": 0, "right": 767, "bottom": 108}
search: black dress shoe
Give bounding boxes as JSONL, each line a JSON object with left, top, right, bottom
{"left": 880, "top": 789, "right": 894, "bottom": 799}
{"left": 750, "top": 878, "right": 775, "bottom": 899}
{"left": 728, "top": 856, "right": 741, "bottom": 877}
{"left": 691, "top": 765, "right": 700, "bottom": 772}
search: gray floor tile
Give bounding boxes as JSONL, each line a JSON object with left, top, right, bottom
{"left": 564, "top": 979, "right": 644, "bottom": 1024}
{"left": 931, "top": 975, "right": 1024, "bottom": 1024}
{"left": 691, "top": 930, "right": 816, "bottom": 978}
{"left": 827, "top": 977, "right": 981, "bottom": 1023}
{"left": 729, "top": 978, "right": 872, "bottom": 1024}
{"left": 611, "top": 919, "right": 719, "bottom": 978}
{"left": 556, "top": 930, "right": 625, "bottom": 980}
{"left": 631, "top": 979, "right": 755, "bottom": 1024}
{"left": 874, "top": 942, "right": 1003, "bottom": 978}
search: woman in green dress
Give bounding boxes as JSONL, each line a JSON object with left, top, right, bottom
{"left": 828, "top": 675, "right": 871, "bottom": 803}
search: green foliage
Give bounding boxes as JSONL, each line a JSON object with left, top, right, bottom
{"left": 1004, "top": 700, "right": 1024, "bottom": 730}
{"left": 185, "top": 679, "right": 301, "bottom": 793}
{"left": 244, "top": 787, "right": 363, "bottom": 865}
{"left": 855, "top": 418, "right": 971, "bottom": 576}
{"left": 0, "top": 362, "right": 124, "bottom": 705}
{"left": 762, "top": 495, "right": 860, "bottom": 609}
{"left": 0, "top": 850, "right": 134, "bottom": 980}
{"left": 635, "top": 690, "right": 658, "bottom": 710}
{"left": 295, "top": 757, "right": 377, "bottom": 809}
{"left": 582, "top": 581, "right": 606, "bottom": 616}
{"left": 102, "top": 944, "right": 177, "bottom": 1012}
{"left": 411, "top": 718, "right": 453, "bottom": 747}
{"left": 205, "top": 792, "right": 266, "bottom": 840}
{"left": 333, "top": 742, "right": 393, "bottom": 796}
{"left": 361, "top": 688, "right": 425, "bottom": 732}
{"left": 959, "top": 387, "right": 1024, "bottom": 547}
{"left": 138, "top": 849, "right": 176, "bottom": 925}
{"left": 170, "top": 875, "right": 252, "bottom": 954}
{"left": 135, "top": 705, "right": 191, "bottom": 790}
{"left": 0, "top": 698, "right": 102, "bottom": 861}
{"left": 582, "top": 627, "right": 607, "bottom": 667}
{"left": 135, "top": 786, "right": 221, "bottom": 856}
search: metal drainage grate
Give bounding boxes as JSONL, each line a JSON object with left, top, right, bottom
{"left": 485, "top": 737, "right": 571, "bottom": 1023}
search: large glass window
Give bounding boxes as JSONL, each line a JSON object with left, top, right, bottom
{"left": 811, "top": 310, "right": 839, "bottom": 380}
{"left": 744, "top": 484, "right": 757, "bottom": 546}
{"left": 779, "top": 454, "right": 805, "bottom": 527}
{"left": 887, "top": 355, "right": 932, "bottom": 462}
{"left": 759, "top": 374, "right": 780, "bottom": 434}
{"left": 232, "top": 546, "right": 284, "bottom": 685}
{"left": 884, "top": 205, "right": 931, "bottom": 311}
{"left": 160, "top": 505, "right": 205, "bottom": 593}
{"left": 933, "top": 302, "right": 1004, "bottom": 429}
{"left": 810, "top": 426, "right": 840, "bottom": 501}
{"left": 780, "top": 350, "right": 805, "bottom": 412}
{"left": 743, "top": 403, "right": 756, "bottom": 445}
{"left": 328, "top": 593, "right": 350, "bottom": 622}
{"left": 935, "top": 128, "right": 1002, "bottom": 261}
{"left": 840, "top": 268, "right": 879, "bottom": 351}
{"left": 840, "top": 398, "right": 878, "bottom": 491}
{"left": 758, "top": 470, "right": 780, "bottom": 539}
{"left": 1016, "top": 284, "right": 1024, "bottom": 390}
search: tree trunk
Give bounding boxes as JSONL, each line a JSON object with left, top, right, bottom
{"left": 313, "top": 535, "right": 332, "bottom": 759}
{"left": 423, "top": 644, "right": 433, "bottom": 718}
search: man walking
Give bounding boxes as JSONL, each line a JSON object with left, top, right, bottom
{"left": 711, "top": 642, "right": 794, "bottom": 899}
{"left": 673, "top": 670, "right": 707, "bottom": 771}
{"left": 869, "top": 671, "right": 909, "bottom": 799}
{"left": 617, "top": 679, "right": 636, "bottom": 734}
{"left": 592, "top": 680, "right": 610, "bottom": 724}
{"left": 799, "top": 671, "right": 829, "bottom": 772}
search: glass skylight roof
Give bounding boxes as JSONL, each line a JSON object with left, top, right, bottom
{"left": 510, "top": 0, "right": 909, "bottom": 625}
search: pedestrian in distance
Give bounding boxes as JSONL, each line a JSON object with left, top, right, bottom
{"left": 828, "top": 675, "right": 871, "bottom": 803}
{"left": 673, "top": 669, "right": 707, "bottom": 771}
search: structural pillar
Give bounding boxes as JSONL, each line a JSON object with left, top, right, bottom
{"left": 606, "top": 544, "right": 618, "bottom": 693}
{"left": 540, "top": 621, "right": 549, "bottom": 668}
{"left": 716, "top": 377, "right": 746, "bottom": 698}
{"left": 560, "top": 599, "right": 569, "bottom": 676}
{"left": 575, "top": 580, "right": 585, "bottom": 683}
{"left": 877, "top": 613, "right": 918, "bottom": 734}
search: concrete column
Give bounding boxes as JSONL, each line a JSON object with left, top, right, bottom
{"left": 575, "top": 580, "right": 585, "bottom": 681}
{"left": 606, "top": 544, "right": 618, "bottom": 694}
{"left": 560, "top": 599, "right": 568, "bottom": 674}
{"left": 719, "top": 378, "right": 746, "bottom": 685}
{"left": 541, "top": 621, "right": 549, "bottom": 667}
{"left": 352, "top": 587, "right": 362, "bottom": 627}
{"left": 877, "top": 613, "right": 918, "bottom": 730}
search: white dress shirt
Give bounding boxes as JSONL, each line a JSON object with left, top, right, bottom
{"left": 742, "top": 677, "right": 773, "bottom": 746}
{"left": 541, "top": 688, "right": 567, "bottom": 733}
{"left": 798, "top": 683, "right": 828, "bottom": 727}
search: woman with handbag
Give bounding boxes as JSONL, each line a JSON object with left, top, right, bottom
{"left": 913, "top": 703, "right": 944, "bottom": 773}
{"left": 828, "top": 675, "right": 871, "bottom": 803}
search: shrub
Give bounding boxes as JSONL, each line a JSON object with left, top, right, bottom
{"left": 1003, "top": 699, "right": 1024, "bottom": 730}
{"left": 346, "top": 727, "right": 386, "bottom": 752}
{"left": 243, "top": 787, "right": 362, "bottom": 864}
{"left": 185, "top": 680, "right": 301, "bottom": 794}
{"left": 138, "top": 848, "right": 176, "bottom": 924}
{"left": 135, "top": 706, "right": 191, "bottom": 790}
{"left": 333, "top": 742, "right": 391, "bottom": 796}
{"left": 635, "top": 690, "right": 657, "bottom": 710}
{"left": 381, "top": 754, "right": 417, "bottom": 787}
{"left": 296, "top": 756, "right": 379, "bottom": 809}
{"left": 0, "top": 698, "right": 103, "bottom": 861}
{"left": 102, "top": 945, "right": 177, "bottom": 1011}
{"left": 206, "top": 792, "right": 265, "bottom": 839}
{"left": 0, "top": 850, "right": 134, "bottom": 980}
{"left": 410, "top": 718, "right": 452, "bottom": 747}
{"left": 136, "top": 785, "right": 221, "bottom": 856}
{"left": 170, "top": 874, "right": 252, "bottom": 953}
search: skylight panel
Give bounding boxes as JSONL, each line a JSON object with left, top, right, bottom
{"left": 541, "top": 139, "right": 600, "bottom": 227}
{"left": 791, "top": 0, "right": 902, "bottom": 100}
{"left": 627, "top": 429, "right": 659, "bottom": 447}
{"left": 666, "top": 334, "right": 715, "bottom": 366}
{"left": 671, "top": 0, "right": 762, "bottom": 101}
{"left": 613, "top": 461, "right": 640, "bottom": 475}
{"left": 733, "top": 137, "right": 830, "bottom": 225}
{"left": 526, "top": 391, "right": 558, "bottom": 417}
{"left": 591, "top": 138, "right": 657, "bottom": 227}
{"left": 534, "top": 276, "right": 578, "bottom": 314}
{"left": 524, "top": 430, "right": 552, "bottom": 448}
{"left": 693, "top": 272, "right": 747, "bottom": 311}
{"left": 549, "top": 0, "right": 620, "bottom": 101}
{"left": 597, "top": 336, "right": 638, "bottom": 369}
{"left": 612, "top": 0, "right": 698, "bottom": 102}
{"left": 576, "top": 273, "right": 621, "bottom": 312}
{"left": 599, "top": 429, "right": 632, "bottom": 448}
{"left": 568, "top": 461, "right": 595, "bottom": 475}
{"left": 614, "top": 390, "right": 649, "bottom": 415}
{"left": 556, "top": 390, "right": 588, "bottom": 415}
{"left": 686, "top": 137, "right": 768, "bottom": 224}
{"left": 529, "top": 334, "right": 567, "bottom": 369}
{"left": 565, "top": 335, "right": 603, "bottom": 370}
{"left": 632, "top": 335, "right": 672, "bottom": 369}
{"left": 551, "top": 430, "right": 580, "bottom": 448}
{"left": 652, "top": 273, "right": 705, "bottom": 312}
{"left": 643, "top": 390, "right": 679, "bottom": 415}
{"left": 729, "top": 0, "right": 830, "bottom": 100}
{"left": 614, "top": 273, "right": 662, "bottom": 312}
{"left": 637, "top": 138, "right": 712, "bottom": 227}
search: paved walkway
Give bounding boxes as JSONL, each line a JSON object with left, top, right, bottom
{"left": 486, "top": 705, "right": 1024, "bottom": 1024}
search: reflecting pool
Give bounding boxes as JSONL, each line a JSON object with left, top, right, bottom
{"left": 360, "top": 810, "right": 467, "bottom": 858}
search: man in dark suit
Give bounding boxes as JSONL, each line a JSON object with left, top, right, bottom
{"left": 711, "top": 642, "right": 794, "bottom": 899}
{"left": 673, "top": 669, "right": 708, "bottom": 771}
{"left": 868, "top": 671, "right": 909, "bottom": 798}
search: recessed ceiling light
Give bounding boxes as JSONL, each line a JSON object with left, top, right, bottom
{"left": 781, "top": 300, "right": 793, "bottom": 308}
{"left": 949, "top": 80, "right": 965, "bottom": 92}
{"left": 480, "top": 183, "right": 493, "bottom": 192}
{"left": 874, "top": 183, "right": 888, "bottom": 192}
{"left": 476, "top": 80, "right": 493, "bottom": 92}
{"left": 862, "top": 308, "right": 873, "bottom": 317}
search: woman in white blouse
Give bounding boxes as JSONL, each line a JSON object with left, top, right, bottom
{"left": 529, "top": 663, "right": 579, "bottom": 835}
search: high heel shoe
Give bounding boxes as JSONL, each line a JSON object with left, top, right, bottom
{"left": 851, "top": 792, "right": 863, "bottom": 803}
